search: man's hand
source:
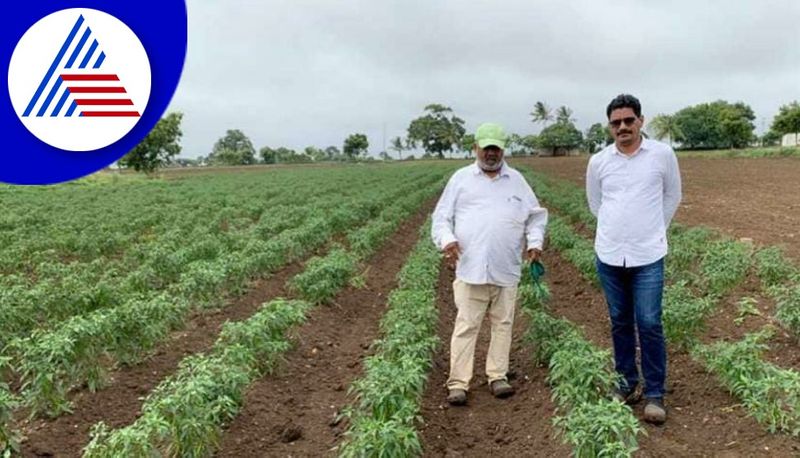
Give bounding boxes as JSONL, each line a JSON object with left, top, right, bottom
{"left": 443, "top": 241, "right": 461, "bottom": 270}
{"left": 526, "top": 248, "right": 542, "bottom": 263}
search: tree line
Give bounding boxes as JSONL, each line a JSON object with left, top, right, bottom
{"left": 120, "top": 100, "right": 800, "bottom": 173}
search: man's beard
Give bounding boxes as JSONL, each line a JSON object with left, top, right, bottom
{"left": 478, "top": 157, "right": 504, "bottom": 172}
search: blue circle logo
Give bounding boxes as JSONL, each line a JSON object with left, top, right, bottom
{"left": 2, "top": 1, "right": 186, "bottom": 184}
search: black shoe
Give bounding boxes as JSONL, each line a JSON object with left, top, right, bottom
{"left": 644, "top": 397, "right": 667, "bottom": 424}
{"left": 611, "top": 385, "right": 642, "bottom": 405}
{"left": 489, "top": 380, "right": 515, "bottom": 398}
{"left": 447, "top": 389, "right": 467, "bottom": 406}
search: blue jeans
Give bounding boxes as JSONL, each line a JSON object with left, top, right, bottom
{"left": 596, "top": 257, "right": 666, "bottom": 399}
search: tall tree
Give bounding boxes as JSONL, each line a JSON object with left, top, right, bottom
{"left": 771, "top": 101, "right": 800, "bottom": 136}
{"left": 209, "top": 129, "right": 256, "bottom": 165}
{"left": 260, "top": 146, "right": 277, "bottom": 164}
{"left": 389, "top": 136, "right": 406, "bottom": 160}
{"left": 555, "top": 105, "right": 574, "bottom": 124}
{"left": 406, "top": 104, "right": 466, "bottom": 159}
{"left": 648, "top": 114, "right": 682, "bottom": 147}
{"left": 118, "top": 112, "right": 183, "bottom": 173}
{"left": 460, "top": 133, "right": 475, "bottom": 156}
{"left": 673, "top": 100, "right": 755, "bottom": 149}
{"left": 583, "top": 123, "right": 607, "bottom": 154}
{"left": 343, "top": 133, "right": 369, "bottom": 159}
{"left": 537, "top": 120, "right": 583, "bottom": 156}
{"left": 530, "top": 101, "right": 553, "bottom": 127}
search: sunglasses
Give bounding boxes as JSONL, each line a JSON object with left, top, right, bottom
{"left": 609, "top": 116, "right": 638, "bottom": 128}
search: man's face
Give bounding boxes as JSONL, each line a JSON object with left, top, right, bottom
{"left": 608, "top": 107, "right": 643, "bottom": 147}
{"left": 475, "top": 144, "right": 504, "bottom": 170}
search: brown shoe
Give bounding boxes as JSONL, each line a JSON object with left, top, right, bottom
{"left": 489, "top": 380, "right": 515, "bottom": 398}
{"left": 643, "top": 398, "right": 667, "bottom": 424}
{"left": 447, "top": 389, "right": 467, "bottom": 406}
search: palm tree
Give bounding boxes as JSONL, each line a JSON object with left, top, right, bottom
{"left": 389, "top": 136, "right": 405, "bottom": 160}
{"left": 648, "top": 114, "right": 681, "bottom": 147}
{"left": 556, "top": 106, "right": 574, "bottom": 124}
{"left": 530, "top": 101, "right": 553, "bottom": 126}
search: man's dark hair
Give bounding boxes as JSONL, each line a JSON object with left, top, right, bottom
{"left": 606, "top": 94, "right": 642, "bottom": 118}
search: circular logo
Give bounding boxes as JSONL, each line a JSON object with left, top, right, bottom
{"left": 8, "top": 8, "right": 151, "bottom": 152}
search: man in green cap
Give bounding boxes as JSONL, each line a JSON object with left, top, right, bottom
{"left": 432, "top": 122, "right": 548, "bottom": 405}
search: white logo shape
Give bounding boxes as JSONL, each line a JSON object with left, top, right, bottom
{"left": 8, "top": 8, "right": 151, "bottom": 152}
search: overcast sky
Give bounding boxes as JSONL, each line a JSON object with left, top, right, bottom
{"left": 169, "top": 0, "right": 800, "bottom": 158}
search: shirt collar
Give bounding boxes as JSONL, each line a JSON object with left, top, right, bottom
{"left": 472, "top": 161, "right": 510, "bottom": 178}
{"left": 613, "top": 137, "right": 649, "bottom": 157}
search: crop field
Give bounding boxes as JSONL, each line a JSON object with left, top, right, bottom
{"left": 2, "top": 157, "right": 800, "bottom": 457}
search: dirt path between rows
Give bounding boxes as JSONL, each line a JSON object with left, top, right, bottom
{"left": 417, "top": 266, "right": 568, "bottom": 457}
{"left": 20, "top": 259, "right": 312, "bottom": 457}
{"left": 216, "top": 202, "right": 434, "bottom": 457}
{"left": 544, "top": 250, "right": 800, "bottom": 457}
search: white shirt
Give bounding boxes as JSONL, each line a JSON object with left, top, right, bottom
{"left": 586, "top": 138, "right": 682, "bottom": 267}
{"left": 431, "top": 162, "right": 548, "bottom": 287}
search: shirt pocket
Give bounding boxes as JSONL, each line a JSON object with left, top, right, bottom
{"left": 501, "top": 195, "right": 528, "bottom": 225}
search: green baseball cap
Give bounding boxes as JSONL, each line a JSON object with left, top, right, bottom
{"left": 475, "top": 122, "right": 507, "bottom": 149}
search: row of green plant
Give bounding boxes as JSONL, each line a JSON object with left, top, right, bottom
{"left": 292, "top": 184, "right": 444, "bottom": 305}
{"left": 338, "top": 221, "right": 441, "bottom": 457}
{"left": 527, "top": 169, "right": 800, "bottom": 437}
{"left": 83, "top": 299, "right": 310, "bottom": 457}
{"left": 82, "top": 179, "right": 445, "bottom": 457}
{"left": 5, "top": 172, "right": 451, "bottom": 419}
{"left": 0, "top": 170, "right": 445, "bottom": 347}
{"left": 755, "top": 246, "right": 800, "bottom": 337}
{"left": 0, "top": 379, "right": 17, "bottom": 458}
{"left": 692, "top": 329, "right": 800, "bottom": 435}
{"left": 521, "top": 274, "right": 642, "bottom": 457}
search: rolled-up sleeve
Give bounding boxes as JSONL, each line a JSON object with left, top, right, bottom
{"left": 431, "top": 175, "right": 459, "bottom": 250}
{"left": 523, "top": 183, "right": 548, "bottom": 250}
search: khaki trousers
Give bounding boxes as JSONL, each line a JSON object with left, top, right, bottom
{"left": 447, "top": 278, "right": 518, "bottom": 391}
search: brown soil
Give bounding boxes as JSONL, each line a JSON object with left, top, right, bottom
{"left": 544, "top": 250, "right": 800, "bottom": 456}
{"left": 417, "top": 266, "right": 569, "bottom": 457}
{"left": 701, "top": 273, "right": 800, "bottom": 372}
{"left": 216, "top": 203, "right": 434, "bottom": 457}
{"left": 518, "top": 156, "right": 800, "bottom": 263}
{"left": 19, "top": 260, "right": 310, "bottom": 458}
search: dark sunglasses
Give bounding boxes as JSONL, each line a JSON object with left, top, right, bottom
{"left": 609, "top": 116, "right": 638, "bottom": 128}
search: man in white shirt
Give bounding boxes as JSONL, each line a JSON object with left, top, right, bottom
{"left": 432, "top": 122, "right": 548, "bottom": 406}
{"left": 586, "top": 94, "right": 682, "bottom": 424}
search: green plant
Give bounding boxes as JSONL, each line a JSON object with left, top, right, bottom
{"left": 734, "top": 297, "right": 762, "bottom": 326}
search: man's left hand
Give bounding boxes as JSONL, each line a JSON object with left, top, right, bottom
{"left": 526, "top": 248, "right": 542, "bottom": 263}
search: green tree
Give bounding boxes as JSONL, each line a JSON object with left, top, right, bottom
{"left": 259, "top": 146, "right": 277, "bottom": 164}
{"left": 406, "top": 104, "right": 466, "bottom": 159}
{"left": 584, "top": 123, "right": 607, "bottom": 154}
{"left": 556, "top": 106, "right": 574, "bottom": 124}
{"left": 343, "top": 133, "right": 369, "bottom": 159}
{"left": 530, "top": 101, "right": 553, "bottom": 127}
{"left": 209, "top": 129, "right": 256, "bottom": 165}
{"left": 119, "top": 112, "right": 183, "bottom": 173}
{"left": 324, "top": 146, "right": 341, "bottom": 160}
{"left": 460, "top": 133, "right": 475, "bottom": 156}
{"left": 648, "top": 114, "right": 682, "bottom": 147}
{"left": 537, "top": 121, "right": 583, "bottom": 156}
{"left": 304, "top": 146, "right": 326, "bottom": 162}
{"left": 389, "top": 136, "right": 406, "bottom": 160}
{"left": 674, "top": 100, "right": 755, "bottom": 149}
{"left": 771, "top": 101, "right": 800, "bottom": 136}
{"left": 521, "top": 134, "right": 539, "bottom": 155}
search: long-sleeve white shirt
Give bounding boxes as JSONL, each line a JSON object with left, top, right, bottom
{"left": 586, "top": 138, "right": 682, "bottom": 267}
{"left": 431, "top": 162, "right": 548, "bottom": 287}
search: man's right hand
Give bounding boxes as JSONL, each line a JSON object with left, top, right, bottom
{"left": 443, "top": 241, "right": 461, "bottom": 270}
